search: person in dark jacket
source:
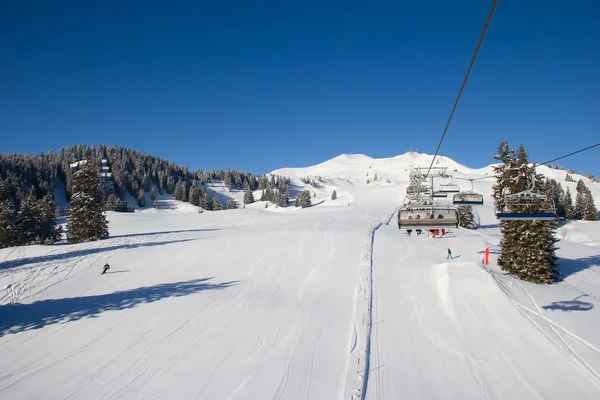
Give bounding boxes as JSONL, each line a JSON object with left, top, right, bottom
{"left": 447, "top": 248, "right": 452, "bottom": 260}
{"left": 102, "top": 263, "right": 110, "bottom": 274}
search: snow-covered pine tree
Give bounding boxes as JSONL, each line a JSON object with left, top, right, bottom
{"left": 277, "top": 190, "right": 288, "bottom": 207}
{"left": 106, "top": 194, "right": 118, "bottom": 211}
{"left": 151, "top": 187, "right": 157, "bottom": 201}
{"left": 458, "top": 205, "right": 476, "bottom": 229}
{"left": 583, "top": 191, "right": 598, "bottom": 221}
{"left": 174, "top": 181, "right": 186, "bottom": 201}
{"left": 153, "top": 199, "right": 159, "bottom": 209}
{"left": 36, "top": 194, "right": 62, "bottom": 244}
{"left": 575, "top": 181, "right": 598, "bottom": 221}
{"left": 260, "top": 189, "right": 265, "bottom": 201}
{"left": 15, "top": 187, "right": 39, "bottom": 244}
{"left": 331, "top": 190, "right": 337, "bottom": 200}
{"left": 200, "top": 191, "right": 212, "bottom": 210}
{"left": 563, "top": 187, "right": 575, "bottom": 219}
{"left": 0, "top": 180, "right": 19, "bottom": 249}
{"left": 244, "top": 186, "right": 255, "bottom": 204}
{"left": 544, "top": 179, "right": 565, "bottom": 219}
{"left": 137, "top": 188, "right": 146, "bottom": 207}
{"left": 225, "top": 199, "right": 238, "bottom": 209}
{"left": 299, "top": 190, "right": 311, "bottom": 208}
{"left": 189, "top": 186, "right": 199, "bottom": 206}
{"left": 565, "top": 173, "right": 575, "bottom": 182}
{"left": 66, "top": 157, "right": 109, "bottom": 243}
{"left": 574, "top": 180, "right": 587, "bottom": 219}
{"left": 492, "top": 143, "right": 558, "bottom": 283}
{"left": 212, "top": 197, "right": 223, "bottom": 210}
{"left": 267, "top": 187, "right": 276, "bottom": 202}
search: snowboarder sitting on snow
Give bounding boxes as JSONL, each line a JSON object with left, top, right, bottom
{"left": 447, "top": 248, "right": 452, "bottom": 260}
{"left": 102, "top": 263, "right": 110, "bottom": 274}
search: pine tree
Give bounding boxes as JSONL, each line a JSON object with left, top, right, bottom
{"left": 574, "top": 180, "right": 587, "bottom": 219}
{"left": 200, "top": 191, "right": 212, "bottom": 210}
{"left": 212, "top": 197, "right": 223, "bottom": 210}
{"left": 106, "top": 194, "right": 118, "bottom": 211}
{"left": 225, "top": 199, "right": 238, "bottom": 209}
{"left": 264, "top": 187, "right": 274, "bottom": 202}
{"left": 244, "top": 186, "right": 255, "bottom": 204}
{"left": 151, "top": 187, "right": 157, "bottom": 201}
{"left": 575, "top": 181, "right": 598, "bottom": 221}
{"left": 66, "top": 158, "right": 109, "bottom": 243}
{"left": 298, "top": 190, "right": 312, "bottom": 208}
{"left": 0, "top": 198, "right": 17, "bottom": 248}
{"left": 0, "top": 180, "right": 20, "bottom": 247}
{"left": 492, "top": 143, "right": 558, "bottom": 283}
{"left": 154, "top": 198, "right": 159, "bottom": 209}
{"left": 189, "top": 187, "right": 199, "bottom": 206}
{"left": 583, "top": 193, "right": 598, "bottom": 221}
{"left": 15, "top": 187, "right": 39, "bottom": 244}
{"left": 563, "top": 187, "right": 575, "bottom": 219}
{"left": 458, "top": 205, "right": 477, "bottom": 229}
{"left": 331, "top": 190, "right": 337, "bottom": 200}
{"left": 36, "top": 194, "right": 62, "bottom": 244}
{"left": 137, "top": 188, "right": 146, "bottom": 207}
{"left": 277, "top": 189, "right": 288, "bottom": 207}
{"left": 174, "top": 181, "right": 186, "bottom": 201}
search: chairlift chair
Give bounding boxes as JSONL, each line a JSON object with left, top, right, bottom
{"left": 406, "top": 185, "right": 428, "bottom": 195}
{"left": 453, "top": 192, "right": 484, "bottom": 205}
{"left": 495, "top": 167, "right": 558, "bottom": 221}
{"left": 398, "top": 205, "right": 460, "bottom": 230}
{"left": 452, "top": 179, "right": 484, "bottom": 205}
{"left": 438, "top": 183, "right": 460, "bottom": 193}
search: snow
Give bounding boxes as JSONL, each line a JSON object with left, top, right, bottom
{"left": 1, "top": 151, "right": 600, "bottom": 399}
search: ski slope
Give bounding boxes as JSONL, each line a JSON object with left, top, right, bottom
{"left": 1, "top": 151, "right": 600, "bottom": 399}
{"left": 366, "top": 225, "right": 600, "bottom": 399}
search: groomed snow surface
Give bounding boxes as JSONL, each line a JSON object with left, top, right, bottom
{"left": 2, "top": 152, "right": 600, "bottom": 399}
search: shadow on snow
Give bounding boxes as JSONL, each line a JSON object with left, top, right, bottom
{"left": 0, "top": 238, "right": 203, "bottom": 271}
{"left": 0, "top": 278, "right": 239, "bottom": 336}
{"left": 107, "top": 228, "right": 219, "bottom": 239}
{"left": 558, "top": 255, "right": 600, "bottom": 281}
{"left": 542, "top": 295, "right": 594, "bottom": 312}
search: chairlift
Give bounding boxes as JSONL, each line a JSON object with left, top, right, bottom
{"left": 406, "top": 185, "right": 428, "bottom": 194}
{"left": 453, "top": 192, "right": 484, "bottom": 205}
{"left": 398, "top": 205, "right": 459, "bottom": 229}
{"left": 438, "top": 183, "right": 460, "bottom": 193}
{"left": 432, "top": 192, "right": 448, "bottom": 198}
{"left": 495, "top": 166, "right": 557, "bottom": 221}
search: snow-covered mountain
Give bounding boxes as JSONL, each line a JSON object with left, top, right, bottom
{"left": 2, "top": 151, "right": 600, "bottom": 399}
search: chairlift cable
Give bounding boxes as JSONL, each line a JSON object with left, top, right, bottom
{"left": 464, "top": 142, "right": 600, "bottom": 182}
{"left": 538, "top": 142, "right": 600, "bottom": 167}
{"left": 424, "top": 0, "right": 499, "bottom": 179}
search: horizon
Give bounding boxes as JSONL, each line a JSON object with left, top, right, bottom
{"left": 1, "top": 1, "right": 599, "bottom": 175}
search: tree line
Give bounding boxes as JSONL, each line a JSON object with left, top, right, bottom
{"left": 0, "top": 144, "right": 291, "bottom": 248}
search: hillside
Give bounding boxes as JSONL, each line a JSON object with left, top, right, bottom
{"left": 1, "top": 149, "right": 600, "bottom": 399}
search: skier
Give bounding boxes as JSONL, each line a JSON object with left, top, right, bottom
{"left": 407, "top": 229, "right": 412, "bottom": 236}
{"left": 102, "top": 263, "right": 110, "bottom": 274}
{"left": 447, "top": 248, "right": 452, "bottom": 260}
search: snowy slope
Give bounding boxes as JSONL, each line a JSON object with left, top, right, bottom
{"left": 1, "top": 151, "right": 600, "bottom": 399}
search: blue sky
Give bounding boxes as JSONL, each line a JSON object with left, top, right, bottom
{"left": 1, "top": 0, "right": 599, "bottom": 175}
